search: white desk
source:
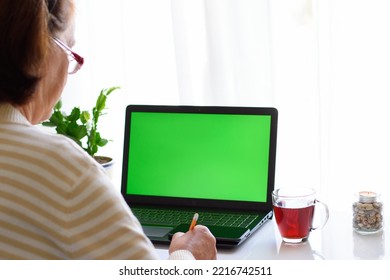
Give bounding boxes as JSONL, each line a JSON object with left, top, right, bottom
{"left": 154, "top": 210, "right": 389, "bottom": 260}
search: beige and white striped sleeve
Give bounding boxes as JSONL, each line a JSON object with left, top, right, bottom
{"left": 65, "top": 165, "right": 160, "bottom": 260}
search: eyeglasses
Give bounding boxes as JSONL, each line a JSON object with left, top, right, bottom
{"left": 52, "top": 37, "right": 84, "bottom": 74}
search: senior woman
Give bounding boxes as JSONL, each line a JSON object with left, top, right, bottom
{"left": 0, "top": 0, "right": 216, "bottom": 260}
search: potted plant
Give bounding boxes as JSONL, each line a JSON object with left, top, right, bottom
{"left": 42, "top": 86, "right": 120, "bottom": 175}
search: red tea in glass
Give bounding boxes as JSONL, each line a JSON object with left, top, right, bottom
{"left": 273, "top": 205, "right": 315, "bottom": 241}
{"left": 272, "top": 188, "right": 329, "bottom": 244}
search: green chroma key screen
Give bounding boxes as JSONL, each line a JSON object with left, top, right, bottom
{"left": 126, "top": 112, "right": 271, "bottom": 202}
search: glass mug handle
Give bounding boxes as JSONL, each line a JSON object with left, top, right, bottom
{"left": 310, "top": 199, "right": 329, "bottom": 231}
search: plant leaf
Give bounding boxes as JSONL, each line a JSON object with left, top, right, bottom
{"left": 97, "top": 138, "right": 108, "bottom": 147}
{"left": 67, "top": 123, "right": 87, "bottom": 141}
{"left": 42, "top": 86, "right": 120, "bottom": 157}
{"left": 80, "top": 111, "right": 90, "bottom": 124}
{"left": 67, "top": 107, "right": 81, "bottom": 122}
{"left": 41, "top": 120, "right": 55, "bottom": 127}
{"left": 105, "top": 86, "right": 120, "bottom": 96}
{"left": 54, "top": 100, "right": 62, "bottom": 110}
{"left": 55, "top": 123, "right": 68, "bottom": 135}
{"left": 95, "top": 91, "right": 107, "bottom": 113}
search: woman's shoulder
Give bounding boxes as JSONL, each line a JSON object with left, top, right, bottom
{"left": 1, "top": 122, "right": 106, "bottom": 196}
{"left": 18, "top": 124, "right": 100, "bottom": 175}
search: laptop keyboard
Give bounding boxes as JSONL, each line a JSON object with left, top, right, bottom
{"left": 132, "top": 207, "right": 258, "bottom": 228}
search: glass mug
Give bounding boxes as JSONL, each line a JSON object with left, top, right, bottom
{"left": 272, "top": 188, "right": 329, "bottom": 244}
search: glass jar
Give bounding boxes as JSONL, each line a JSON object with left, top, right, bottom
{"left": 352, "top": 191, "right": 383, "bottom": 234}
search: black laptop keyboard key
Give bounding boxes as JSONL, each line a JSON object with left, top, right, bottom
{"left": 132, "top": 207, "right": 258, "bottom": 228}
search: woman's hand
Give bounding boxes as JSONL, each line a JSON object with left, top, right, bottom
{"left": 169, "top": 225, "right": 217, "bottom": 260}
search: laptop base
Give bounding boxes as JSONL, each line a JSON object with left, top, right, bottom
{"left": 141, "top": 211, "right": 273, "bottom": 248}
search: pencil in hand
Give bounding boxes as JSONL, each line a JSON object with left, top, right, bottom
{"left": 189, "top": 213, "right": 199, "bottom": 230}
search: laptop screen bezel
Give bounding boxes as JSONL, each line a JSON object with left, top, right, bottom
{"left": 121, "top": 105, "right": 278, "bottom": 213}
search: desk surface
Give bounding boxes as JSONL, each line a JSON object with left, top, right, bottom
{"left": 154, "top": 210, "right": 389, "bottom": 260}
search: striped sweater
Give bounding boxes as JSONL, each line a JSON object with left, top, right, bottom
{"left": 0, "top": 103, "right": 192, "bottom": 260}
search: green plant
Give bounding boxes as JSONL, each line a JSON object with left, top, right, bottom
{"left": 43, "top": 86, "right": 120, "bottom": 157}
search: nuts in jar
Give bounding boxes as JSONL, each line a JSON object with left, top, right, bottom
{"left": 353, "top": 191, "right": 383, "bottom": 234}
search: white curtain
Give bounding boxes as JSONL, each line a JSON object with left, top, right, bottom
{"left": 63, "top": 0, "right": 390, "bottom": 211}
{"left": 170, "top": 0, "right": 273, "bottom": 106}
{"left": 318, "top": 0, "right": 390, "bottom": 210}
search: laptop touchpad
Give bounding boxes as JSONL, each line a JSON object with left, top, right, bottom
{"left": 142, "top": 226, "right": 173, "bottom": 237}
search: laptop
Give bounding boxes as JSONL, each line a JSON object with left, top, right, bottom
{"left": 121, "top": 105, "right": 278, "bottom": 247}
